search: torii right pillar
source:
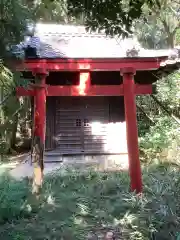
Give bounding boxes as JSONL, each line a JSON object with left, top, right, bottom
{"left": 121, "top": 68, "right": 142, "bottom": 193}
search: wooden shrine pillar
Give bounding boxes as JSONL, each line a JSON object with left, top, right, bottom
{"left": 121, "top": 68, "right": 142, "bottom": 193}
{"left": 31, "top": 71, "right": 47, "bottom": 194}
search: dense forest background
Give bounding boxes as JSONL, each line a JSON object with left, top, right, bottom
{"left": 0, "top": 0, "right": 179, "bottom": 163}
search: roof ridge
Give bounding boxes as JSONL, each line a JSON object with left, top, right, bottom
{"left": 36, "top": 32, "right": 107, "bottom": 37}
{"left": 35, "top": 23, "right": 102, "bottom": 35}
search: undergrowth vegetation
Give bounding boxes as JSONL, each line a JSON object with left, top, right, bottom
{"left": 138, "top": 70, "right": 180, "bottom": 164}
{"left": 0, "top": 165, "right": 180, "bottom": 240}
{"left": 139, "top": 116, "right": 180, "bottom": 163}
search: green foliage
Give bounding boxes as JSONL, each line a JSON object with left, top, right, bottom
{"left": 0, "top": 174, "right": 30, "bottom": 223}
{"left": 0, "top": 0, "right": 32, "bottom": 59}
{"left": 156, "top": 71, "right": 180, "bottom": 111}
{"left": 139, "top": 116, "right": 180, "bottom": 161}
{"left": 67, "top": 0, "right": 154, "bottom": 37}
{"left": 32, "top": 0, "right": 69, "bottom": 23}
{"left": 135, "top": 20, "right": 168, "bottom": 49}
{"left": 1, "top": 165, "right": 180, "bottom": 239}
{"left": 0, "top": 61, "right": 14, "bottom": 92}
{"left": 66, "top": 0, "right": 179, "bottom": 42}
{"left": 0, "top": 60, "right": 31, "bottom": 154}
{"left": 0, "top": 0, "right": 33, "bottom": 155}
{"left": 0, "top": 61, "right": 30, "bottom": 91}
{"left": 25, "top": 0, "right": 84, "bottom": 24}
{"left": 139, "top": 71, "right": 180, "bottom": 162}
{"left": 0, "top": 94, "right": 31, "bottom": 154}
{"left": 176, "top": 28, "right": 180, "bottom": 45}
{"left": 135, "top": 0, "right": 180, "bottom": 48}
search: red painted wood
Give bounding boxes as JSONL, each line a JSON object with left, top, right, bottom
{"left": 15, "top": 57, "right": 166, "bottom": 72}
{"left": 78, "top": 71, "right": 91, "bottom": 95}
{"left": 123, "top": 72, "right": 142, "bottom": 193}
{"left": 17, "top": 88, "right": 34, "bottom": 96}
{"left": 34, "top": 77, "right": 46, "bottom": 143}
{"left": 134, "top": 84, "right": 152, "bottom": 95}
{"left": 16, "top": 84, "right": 152, "bottom": 96}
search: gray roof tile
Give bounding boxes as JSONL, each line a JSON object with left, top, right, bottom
{"left": 13, "top": 23, "right": 179, "bottom": 60}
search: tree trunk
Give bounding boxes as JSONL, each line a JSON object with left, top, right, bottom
{"left": 10, "top": 113, "right": 18, "bottom": 149}
{"left": 30, "top": 97, "right": 34, "bottom": 139}
{"left": 167, "top": 33, "right": 175, "bottom": 48}
{"left": 9, "top": 97, "right": 20, "bottom": 152}
{"left": 162, "top": 19, "right": 175, "bottom": 48}
{"left": 0, "top": 87, "right": 4, "bottom": 125}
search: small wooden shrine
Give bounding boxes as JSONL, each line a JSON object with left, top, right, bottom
{"left": 13, "top": 24, "right": 180, "bottom": 193}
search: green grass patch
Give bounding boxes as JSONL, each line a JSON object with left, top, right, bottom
{"left": 0, "top": 163, "right": 180, "bottom": 239}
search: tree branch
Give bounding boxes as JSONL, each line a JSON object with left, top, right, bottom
{"left": 172, "top": 0, "right": 180, "bottom": 5}
{"left": 151, "top": 95, "right": 180, "bottom": 125}
{"left": 137, "top": 104, "right": 155, "bottom": 124}
{"left": 0, "top": 90, "right": 15, "bottom": 106}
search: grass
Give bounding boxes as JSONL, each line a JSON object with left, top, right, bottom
{"left": 0, "top": 163, "right": 180, "bottom": 239}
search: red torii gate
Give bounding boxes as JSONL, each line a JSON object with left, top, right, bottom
{"left": 16, "top": 57, "right": 167, "bottom": 193}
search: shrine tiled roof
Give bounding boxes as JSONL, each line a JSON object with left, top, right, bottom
{"left": 12, "top": 23, "right": 180, "bottom": 61}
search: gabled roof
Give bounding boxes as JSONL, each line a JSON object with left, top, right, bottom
{"left": 12, "top": 23, "right": 180, "bottom": 60}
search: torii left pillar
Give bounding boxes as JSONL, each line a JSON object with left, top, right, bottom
{"left": 31, "top": 71, "right": 47, "bottom": 194}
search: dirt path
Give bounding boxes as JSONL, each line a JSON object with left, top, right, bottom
{"left": 9, "top": 156, "right": 63, "bottom": 179}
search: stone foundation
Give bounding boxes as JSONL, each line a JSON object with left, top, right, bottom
{"left": 44, "top": 153, "right": 129, "bottom": 171}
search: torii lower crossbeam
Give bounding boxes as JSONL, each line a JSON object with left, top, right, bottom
{"left": 16, "top": 84, "right": 153, "bottom": 96}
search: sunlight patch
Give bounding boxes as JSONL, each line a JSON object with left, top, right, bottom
{"left": 47, "top": 195, "right": 55, "bottom": 205}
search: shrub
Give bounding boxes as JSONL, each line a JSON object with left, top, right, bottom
{"left": 139, "top": 71, "right": 180, "bottom": 163}
{"left": 0, "top": 175, "right": 31, "bottom": 223}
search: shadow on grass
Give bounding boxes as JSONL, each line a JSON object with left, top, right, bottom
{"left": 0, "top": 162, "right": 180, "bottom": 240}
